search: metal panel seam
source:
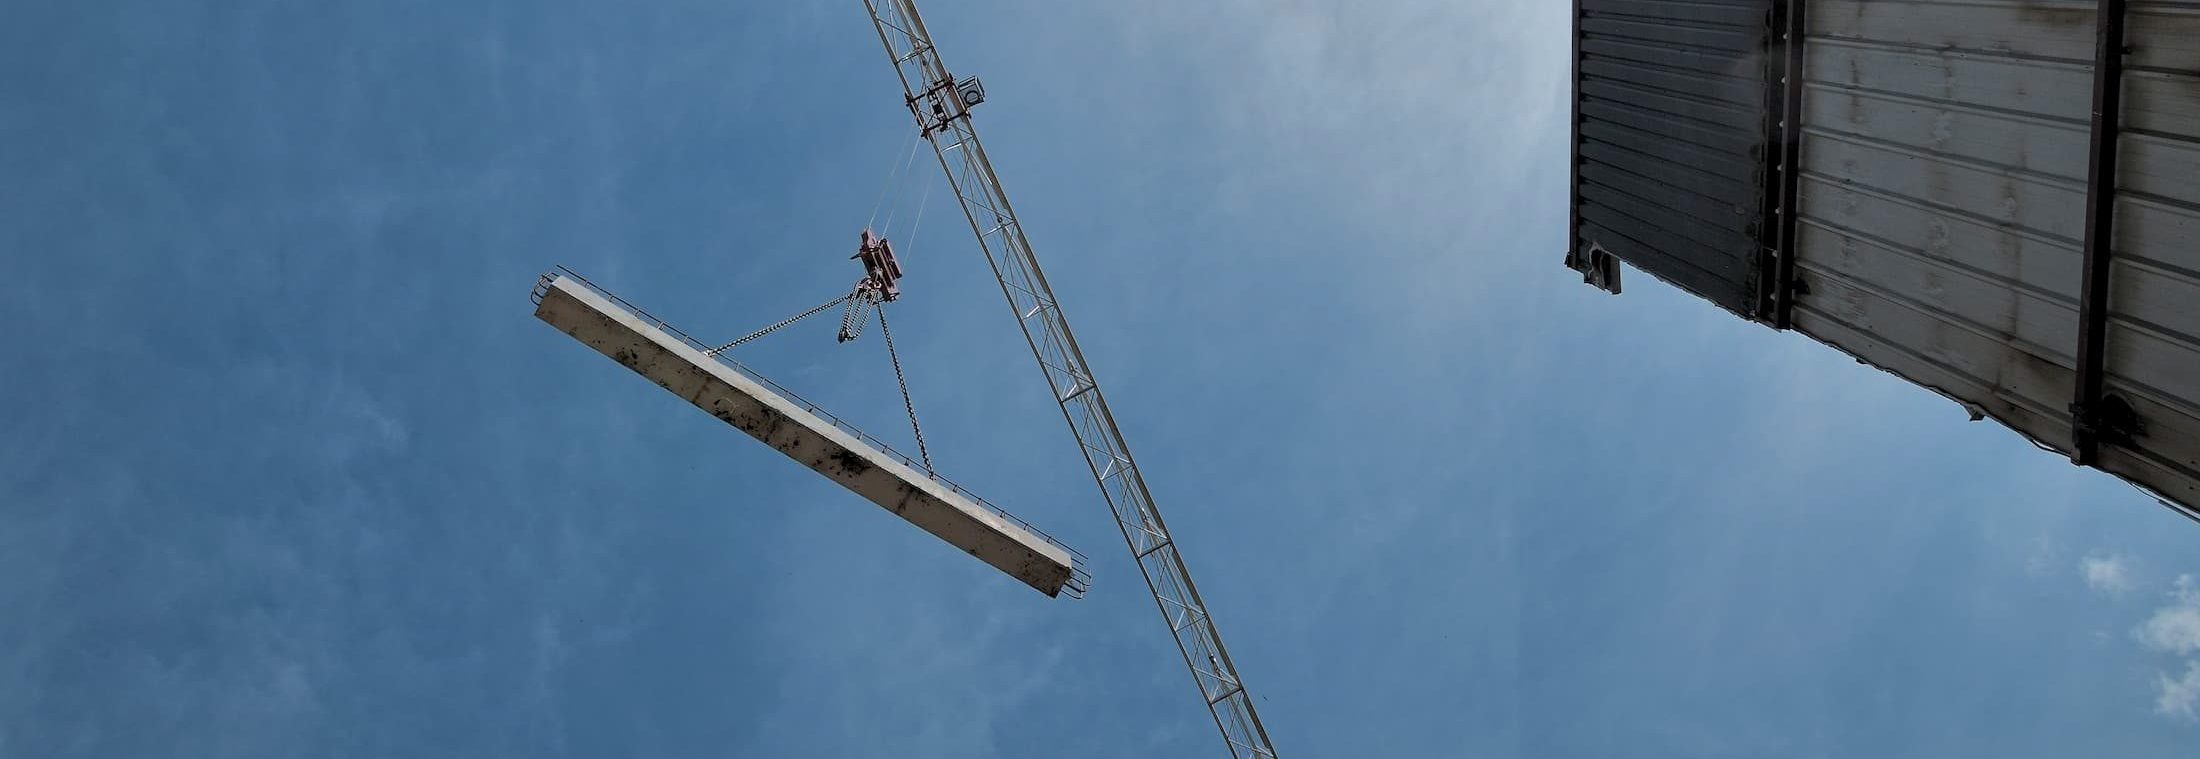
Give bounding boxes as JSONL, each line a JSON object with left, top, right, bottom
{"left": 1769, "top": 0, "right": 1808, "bottom": 326}
{"left": 2073, "top": 0, "right": 2131, "bottom": 464}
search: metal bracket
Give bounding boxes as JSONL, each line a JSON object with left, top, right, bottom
{"left": 1566, "top": 243, "right": 1622, "bottom": 294}
{"left": 907, "top": 74, "right": 982, "bottom": 136}
{"left": 2073, "top": 394, "right": 2142, "bottom": 450}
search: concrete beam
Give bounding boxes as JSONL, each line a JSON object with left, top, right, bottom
{"left": 533, "top": 274, "right": 1077, "bottom": 596}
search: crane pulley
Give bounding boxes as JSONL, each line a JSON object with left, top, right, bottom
{"left": 834, "top": 229, "right": 904, "bottom": 343}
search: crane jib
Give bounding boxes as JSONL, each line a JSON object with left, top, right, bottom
{"left": 859, "top": 1, "right": 1280, "bottom": 756}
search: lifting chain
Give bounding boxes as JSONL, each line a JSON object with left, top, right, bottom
{"left": 707, "top": 280, "right": 935, "bottom": 474}
{"left": 875, "top": 303, "right": 933, "bottom": 472}
{"left": 706, "top": 292, "right": 854, "bottom": 356}
{"left": 837, "top": 286, "right": 879, "bottom": 343}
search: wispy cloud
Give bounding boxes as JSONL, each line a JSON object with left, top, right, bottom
{"left": 2134, "top": 575, "right": 2200, "bottom": 722}
{"left": 2158, "top": 661, "right": 2200, "bottom": 721}
{"left": 2081, "top": 553, "right": 2135, "bottom": 595}
{"left": 2137, "top": 576, "right": 2200, "bottom": 655}
{"left": 2025, "top": 535, "right": 2062, "bottom": 577}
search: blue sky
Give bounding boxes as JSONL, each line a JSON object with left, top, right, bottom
{"left": 5, "top": 1, "right": 2199, "bottom": 757}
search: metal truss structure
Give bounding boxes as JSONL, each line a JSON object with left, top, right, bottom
{"left": 860, "top": 2, "right": 1278, "bottom": 756}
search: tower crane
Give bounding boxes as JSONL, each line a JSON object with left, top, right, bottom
{"left": 859, "top": 2, "right": 1280, "bottom": 756}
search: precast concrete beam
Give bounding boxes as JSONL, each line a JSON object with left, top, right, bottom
{"left": 533, "top": 274, "right": 1078, "bottom": 596}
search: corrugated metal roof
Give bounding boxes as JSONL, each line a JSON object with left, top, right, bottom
{"left": 1572, "top": 0, "right": 1778, "bottom": 315}
{"left": 1789, "top": 0, "right": 2200, "bottom": 514}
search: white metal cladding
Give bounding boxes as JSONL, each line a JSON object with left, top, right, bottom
{"left": 1791, "top": 0, "right": 2200, "bottom": 516}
